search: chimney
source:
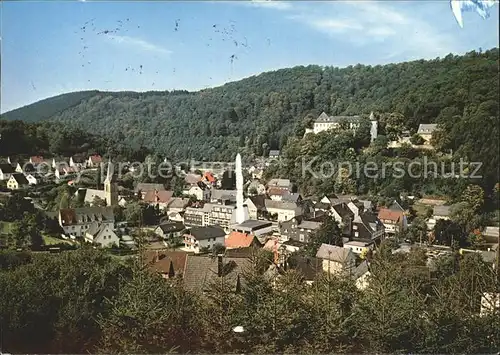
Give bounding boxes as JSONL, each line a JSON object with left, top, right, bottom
{"left": 217, "top": 254, "right": 224, "bottom": 277}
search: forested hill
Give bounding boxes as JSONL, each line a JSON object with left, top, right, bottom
{"left": 1, "top": 49, "right": 498, "bottom": 162}
{"left": 2, "top": 91, "right": 99, "bottom": 123}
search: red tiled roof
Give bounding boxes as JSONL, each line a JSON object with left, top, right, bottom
{"left": 89, "top": 155, "right": 102, "bottom": 164}
{"left": 30, "top": 156, "right": 44, "bottom": 164}
{"left": 59, "top": 208, "right": 77, "bottom": 225}
{"left": 143, "top": 250, "right": 188, "bottom": 276}
{"left": 204, "top": 171, "right": 216, "bottom": 183}
{"left": 143, "top": 190, "right": 174, "bottom": 203}
{"left": 225, "top": 232, "right": 255, "bottom": 249}
{"left": 378, "top": 208, "right": 403, "bottom": 222}
{"left": 268, "top": 187, "right": 288, "bottom": 196}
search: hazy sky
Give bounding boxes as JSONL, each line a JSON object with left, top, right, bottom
{"left": 1, "top": 0, "right": 498, "bottom": 113}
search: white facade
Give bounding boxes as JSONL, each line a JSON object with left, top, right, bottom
{"left": 85, "top": 224, "right": 119, "bottom": 248}
{"left": 24, "top": 174, "right": 38, "bottom": 185}
{"left": 184, "top": 185, "right": 210, "bottom": 201}
{"left": 266, "top": 206, "right": 301, "bottom": 222}
{"left": 343, "top": 241, "right": 372, "bottom": 255}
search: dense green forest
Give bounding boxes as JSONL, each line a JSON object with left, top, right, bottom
{"left": 2, "top": 49, "right": 498, "bottom": 162}
{"left": 0, "top": 245, "right": 498, "bottom": 354}
{"left": 1, "top": 49, "right": 498, "bottom": 197}
{"left": 0, "top": 120, "right": 150, "bottom": 161}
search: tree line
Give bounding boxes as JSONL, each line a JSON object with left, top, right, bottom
{"left": 0, "top": 242, "right": 498, "bottom": 354}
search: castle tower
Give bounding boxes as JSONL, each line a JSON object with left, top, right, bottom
{"left": 369, "top": 111, "right": 378, "bottom": 142}
{"left": 104, "top": 158, "right": 118, "bottom": 206}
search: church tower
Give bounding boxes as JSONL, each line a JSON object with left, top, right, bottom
{"left": 104, "top": 158, "right": 118, "bottom": 206}
{"left": 369, "top": 111, "right": 378, "bottom": 142}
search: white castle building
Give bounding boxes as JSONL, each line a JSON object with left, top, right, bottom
{"left": 307, "top": 111, "right": 378, "bottom": 142}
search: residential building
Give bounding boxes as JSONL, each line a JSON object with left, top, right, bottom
{"left": 29, "top": 156, "right": 44, "bottom": 165}
{"left": 279, "top": 216, "right": 322, "bottom": 243}
{"left": 264, "top": 199, "right": 302, "bottom": 222}
{"left": 417, "top": 124, "right": 438, "bottom": 144}
{"left": 210, "top": 189, "right": 238, "bottom": 204}
{"left": 84, "top": 222, "right": 119, "bottom": 247}
{"left": 165, "top": 197, "right": 190, "bottom": 213}
{"left": 331, "top": 202, "right": 355, "bottom": 226}
{"left": 268, "top": 187, "right": 291, "bottom": 201}
{"left": 135, "top": 183, "right": 167, "bottom": 199}
{"left": 316, "top": 243, "right": 356, "bottom": 275}
{"left": 183, "top": 254, "right": 250, "bottom": 293}
{"left": 69, "top": 155, "right": 86, "bottom": 168}
{"left": 58, "top": 207, "right": 115, "bottom": 238}
{"left": 184, "top": 182, "right": 210, "bottom": 201}
{"left": 24, "top": 173, "right": 38, "bottom": 185}
{"left": 202, "top": 171, "right": 216, "bottom": 186}
{"left": 231, "top": 219, "right": 273, "bottom": 237}
{"left": 353, "top": 260, "right": 371, "bottom": 290}
{"left": 269, "top": 150, "right": 280, "bottom": 159}
{"left": 225, "top": 231, "right": 261, "bottom": 249}
{"left": 427, "top": 205, "right": 452, "bottom": 230}
{"left": 349, "top": 213, "right": 385, "bottom": 244}
{"left": 287, "top": 255, "right": 322, "bottom": 285}
{"left": 483, "top": 226, "right": 500, "bottom": 244}
{"left": 0, "top": 163, "right": 14, "bottom": 180}
{"left": 244, "top": 195, "right": 266, "bottom": 220}
{"left": 378, "top": 208, "right": 407, "bottom": 235}
{"left": 183, "top": 226, "right": 226, "bottom": 254}
{"left": 154, "top": 221, "right": 186, "bottom": 242}
{"left": 143, "top": 190, "right": 174, "bottom": 209}
{"left": 343, "top": 241, "right": 372, "bottom": 255}
{"left": 184, "top": 206, "right": 208, "bottom": 227}
{"left": 87, "top": 155, "right": 103, "bottom": 168}
{"left": 143, "top": 250, "right": 188, "bottom": 279}
{"left": 7, "top": 173, "right": 29, "bottom": 190}
{"left": 267, "top": 178, "right": 291, "bottom": 191}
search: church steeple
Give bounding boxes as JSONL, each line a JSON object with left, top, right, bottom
{"left": 104, "top": 157, "right": 118, "bottom": 206}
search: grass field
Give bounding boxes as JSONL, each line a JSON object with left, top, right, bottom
{"left": 42, "top": 234, "right": 74, "bottom": 245}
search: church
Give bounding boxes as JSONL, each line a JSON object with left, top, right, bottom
{"left": 78, "top": 159, "right": 118, "bottom": 207}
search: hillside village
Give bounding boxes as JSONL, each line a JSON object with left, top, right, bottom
{"left": 1, "top": 112, "right": 498, "bottom": 293}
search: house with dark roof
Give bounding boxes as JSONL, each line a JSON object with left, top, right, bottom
{"left": 183, "top": 226, "right": 226, "bottom": 254}
{"left": 287, "top": 255, "right": 322, "bottom": 284}
{"left": 183, "top": 254, "right": 250, "bottom": 293}
{"left": 154, "top": 221, "right": 186, "bottom": 243}
{"left": 58, "top": 206, "right": 115, "bottom": 238}
{"left": 0, "top": 163, "right": 14, "bottom": 181}
{"left": 7, "top": 173, "right": 29, "bottom": 190}
{"left": 210, "top": 189, "right": 237, "bottom": 204}
{"left": 244, "top": 195, "right": 267, "bottom": 220}
{"left": 268, "top": 150, "right": 280, "bottom": 159}
{"left": 231, "top": 219, "right": 273, "bottom": 236}
{"left": 279, "top": 216, "right": 322, "bottom": 243}
{"left": 331, "top": 202, "right": 355, "bottom": 227}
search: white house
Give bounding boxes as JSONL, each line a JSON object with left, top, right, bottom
{"left": 0, "top": 163, "right": 14, "bottom": 181}
{"left": 7, "top": 173, "right": 29, "bottom": 190}
{"left": 85, "top": 222, "right": 119, "bottom": 248}
{"left": 183, "top": 226, "right": 226, "bottom": 254}
{"left": 264, "top": 199, "right": 302, "bottom": 222}
{"left": 184, "top": 182, "right": 210, "bottom": 201}
{"left": 58, "top": 207, "right": 115, "bottom": 238}
{"left": 343, "top": 241, "right": 372, "bottom": 255}
{"left": 24, "top": 173, "right": 38, "bottom": 185}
